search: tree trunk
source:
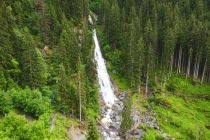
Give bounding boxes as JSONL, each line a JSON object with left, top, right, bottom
{"left": 186, "top": 54, "right": 191, "bottom": 78}
{"left": 138, "top": 66, "right": 141, "bottom": 94}
{"left": 196, "top": 61, "right": 200, "bottom": 79}
{"left": 177, "top": 46, "right": 182, "bottom": 74}
{"left": 169, "top": 54, "right": 174, "bottom": 77}
{"left": 201, "top": 59, "right": 207, "bottom": 84}
{"left": 179, "top": 47, "right": 182, "bottom": 73}
{"left": 193, "top": 58, "right": 197, "bottom": 80}
{"left": 208, "top": 73, "right": 210, "bottom": 82}
{"left": 79, "top": 71, "right": 82, "bottom": 122}
{"left": 145, "top": 63, "right": 149, "bottom": 98}
{"left": 138, "top": 85, "right": 141, "bottom": 94}
{"left": 181, "top": 52, "right": 185, "bottom": 72}
{"left": 131, "top": 58, "right": 134, "bottom": 87}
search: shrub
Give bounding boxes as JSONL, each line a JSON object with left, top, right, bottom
{"left": 7, "top": 88, "right": 52, "bottom": 118}
{"left": 155, "top": 97, "right": 171, "bottom": 109}
{"left": 86, "top": 118, "right": 99, "bottom": 140}
{"left": 0, "top": 91, "right": 13, "bottom": 115}
{"left": 166, "top": 83, "right": 176, "bottom": 92}
{"left": 0, "top": 112, "right": 50, "bottom": 140}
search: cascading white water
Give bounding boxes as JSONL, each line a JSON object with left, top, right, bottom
{"left": 90, "top": 16, "right": 120, "bottom": 140}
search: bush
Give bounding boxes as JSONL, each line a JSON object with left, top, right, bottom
{"left": 155, "top": 97, "right": 171, "bottom": 109}
{"left": 86, "top": 118, "right": 99, "bottom": 140}
{"left": 0, "top": 91, "right": 13, "bottom": 115}
{"left": 149, "top": 80, "right": 157, "bottom": 88}
{"left": 166, "top": 83, "right": 176, "bottom": 92}
{"left": 0, "top": 112, "right": 50, "bottom": 140}
{"left": 4, "top": 88, "right": 52, "bottom": 118}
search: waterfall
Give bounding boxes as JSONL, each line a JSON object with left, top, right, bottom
{"left": 90, "top": 16, "right": 120, "bottom": 140}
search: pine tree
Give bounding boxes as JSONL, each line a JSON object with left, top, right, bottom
{"left": 59, "top": 14, "right": 80, "bottom": 75}
{"left": 108, "top": 0, "right": 120, "bottom": 49}
{"left": 77, "top": 57, "right": 87, "bottom": 122}
{"left": 120, "top": 94, "right": 132, "bottom": 137}
{"left": 86, "top": 118, "right": 99, "bottom": 140}
{"left": 57, "top": 64, "right": 75, "bottom": 114}
{"left": 127, "top": 20, "right": 136, "bottom": 87}
{"left": 133, "top": 38, "right": 145, "bottom": 93}
{"left": 163, "top": 27, "right": 176, "bottom": 78}
{"left": 14, "top": 28, "right": 47, "bottom": 88}
{"left": 144, "top": 19, "right": 155, "bottom": 96}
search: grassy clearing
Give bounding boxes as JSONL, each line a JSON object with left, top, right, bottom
{"left": 166, "top": 75, "right": 210, "bottom": 96}
{"left": 50, "top": 113, "right": 80, "bottom": 140}
{"left": 150, "top": 76, "right": 210, "bottom": 139}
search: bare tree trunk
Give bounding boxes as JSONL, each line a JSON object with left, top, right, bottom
{"left": 201, "top": 59, "right": 207, "bottom": 84}
{"left": 193, "top": 58, "right": 197, "bottom": 80}
{"left": 181, "top": 52, "right": 185, "bottom": 72}
{"left": 208, "top": 73, "right": 210, "bottom": 82}
{"left": 138, "top": 66, "right": 141, "bottom": 94}
{"left": 179, "top": 47, "right": 182, "bottom": 73}
{"left": 177, "top": 46, "right": 182, "bottom": 74}
{"left": 186, "top": 54, "right": 191, "bottom": 78}
{"left": 131, "top": 59, "right": 134, "bottom": 87}
{"left": 145, "top": 63, "right": 149, "bottom": 98}
{"left": 169, "top": 54, "right": 174, "bottom": 77}
{"left": 138, "top": 85, "right": 141, "bottom": 94}
{"left": 196, "top": 61, "right": 200, "bottom": 79}
{"left": 160, "top": 56, "right": 163, "bottom": 76}
{"left": 79, "top": 71, "right": 82, "bottom": 122}
{"left": 130, "top": 43, "right": 133, "bottom": 87}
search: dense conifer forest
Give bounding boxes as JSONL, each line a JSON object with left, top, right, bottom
{"left": 0, "top": 0, "right": 209, "bottom": 139}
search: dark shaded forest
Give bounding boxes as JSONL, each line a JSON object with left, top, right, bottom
{"left": 92, "top": 0, "right": 210, "bottom": 94}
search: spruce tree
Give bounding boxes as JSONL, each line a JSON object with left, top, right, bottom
{"left": 86, "top": 118, "right": 99, "bottom": 140}
{"left": 120, "top": 94, "right": 132, "bottom": 137}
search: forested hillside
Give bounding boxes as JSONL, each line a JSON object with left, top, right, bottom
{"left": 91, "top": 0, "right": 210, "bottom": 139}
{"left": 92, "top": 0, "right": 210, "bottom": 92}
{"left": 0, "top": 0, "right": 210, "bottom": 139}
{"left": 0, "top": 0, "right": 100, "bottom": 139}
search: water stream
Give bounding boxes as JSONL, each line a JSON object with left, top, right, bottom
{"left": 90, "top": 16, "right": 120, "bottom": 140}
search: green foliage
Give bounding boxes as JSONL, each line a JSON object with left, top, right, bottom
{"left": 0, "top": 112, "right": 50, "bottom": 140}
{"left": 86, "top": 84, "right": 99, "bottom": 118}
{"left": 151, "top": 76, "right": 210, "bottom": 139}
{"left": 96, "top": 0, "right": 210, "bottom": 95}
{"left": 120, "top": 94, "right": 132, "bottom": 136}
{"left": 0, "top": 0, "right": 99, "bottom": 139}
{"left": 0, "top": 88, "right": 52, "bottom": 118}
{"left": 0, "top": 91, "right": 13, "bottom": 115}
{"left": 86, "top": 117, "right": 99, "bottom": 140}
{"left": 14, "top": 28, "right": 48, "bottom": 88}
{"left": 49, "top": 113, "right": 73, "bottom": 140}
{"left": 142, "top": 129, "right": 164, "bottom": 140}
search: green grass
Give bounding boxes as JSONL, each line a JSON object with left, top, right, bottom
{"left": 166, "top": 75, "right": 210, "bottom": 96}
{"left": 50, "top": 113, "right": 79, "bottom": 140}
{"left": 151, "top": 76, "right": 210, "bottom": 139}
{"left": 109, "top": 69, "right": 130, "bottom": 91}
{"left": 141, "top": 129, "right": 164, "bottom": 140}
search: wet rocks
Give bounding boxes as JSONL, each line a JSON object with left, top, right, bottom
{"left": 119, "top": 92, "right": 126, "bottom": 101}
{"left": 99, "top": 91, "right": 126, "bottom": 138}
{"left": 109, "top": 96, "right": 124, "bottom": 130}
